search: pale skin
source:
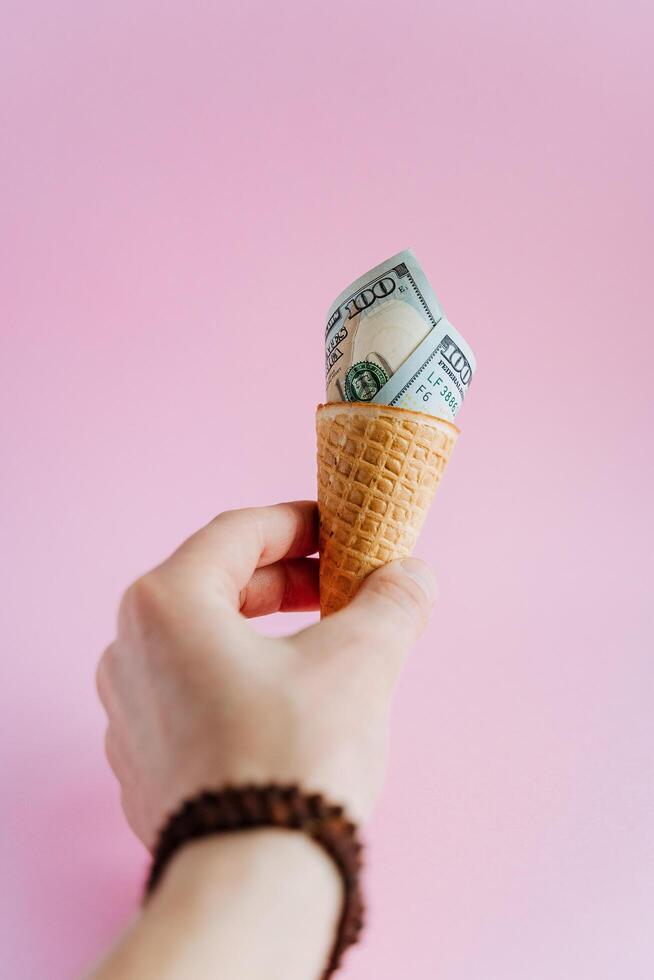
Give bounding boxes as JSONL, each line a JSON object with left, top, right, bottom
{"left": 91, "top": 501, "right": 436, "bottom": 980}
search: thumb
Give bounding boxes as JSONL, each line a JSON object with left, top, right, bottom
{"left": 297, "top": 558, "right": 437, "bottom": 684}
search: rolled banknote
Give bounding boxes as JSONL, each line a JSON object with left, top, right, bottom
{"left": 324, "top": 249, "right": 476, "bottom": 422}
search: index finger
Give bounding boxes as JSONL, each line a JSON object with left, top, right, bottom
{"left": 161, "top": 501, "right": 318, "bottom": 606}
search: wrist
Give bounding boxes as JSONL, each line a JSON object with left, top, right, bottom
{"left": 154, "top": 830, "right": 342, "bottom": 980}
{"left": 91, "top": 830, "right": 341, "bottom": 980}
{"left": 162, "top": 826, "right": 341, "bottom": 911}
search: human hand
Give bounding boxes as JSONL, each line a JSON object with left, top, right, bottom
{"left": 96, "top": 501, "right": 436, "bottom": 850}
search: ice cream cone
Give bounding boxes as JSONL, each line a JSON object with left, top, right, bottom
{"left": 316, "top": 402, "right": 458, "bottom": 616}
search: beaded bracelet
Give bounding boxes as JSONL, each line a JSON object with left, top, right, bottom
{"left": 146, "top": 784, "right": 365, "bottom": 978}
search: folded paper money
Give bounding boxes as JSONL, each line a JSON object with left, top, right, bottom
{"left": 317, "top": 250, "right": 476, "bottom": 616}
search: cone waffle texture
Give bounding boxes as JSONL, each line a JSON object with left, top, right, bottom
{"left": 316, "top": 402, "right": 458, "bottom": 617}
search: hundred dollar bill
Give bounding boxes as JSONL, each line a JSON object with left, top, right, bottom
{"left": 370, "top": 317, "right": 475, "bottom": 421}
{"left": 324, "top": 249, "right": 476, "bottom": 422}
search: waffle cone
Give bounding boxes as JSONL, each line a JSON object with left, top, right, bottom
{"left": 316, "top": 402, "right": 458, "bottom": 616}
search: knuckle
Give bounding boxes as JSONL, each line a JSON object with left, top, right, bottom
{"left": 95, "top": 644, "right": 116, "bottom": 706}
{"left": 209, "top": 508, "right": 234, "bottom": 528}
{"left": 104, "top": 728, "right": 118, "bottom": 769}
{"left": 368, "top": 568, "right": 428, "bottom": 622}
{"left": 211, "top": 506, "right": 254, "bottom": 530}
{"left": 119, "top": 572, "right": 167, "bottom": 629}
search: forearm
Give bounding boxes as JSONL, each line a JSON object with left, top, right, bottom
{"left": 89, "top": 829, "right": 341, "bottom": 980}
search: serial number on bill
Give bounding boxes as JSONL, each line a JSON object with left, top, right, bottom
{"left": 416, "top": 374, "right": 459, "bottom": 413}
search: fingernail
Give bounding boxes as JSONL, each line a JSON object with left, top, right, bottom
{"left": 400, "top": 558, "right": 438, "bottom": 604}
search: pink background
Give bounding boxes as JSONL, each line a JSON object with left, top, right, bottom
{"left": 2, "top": 1, "right": 653, "bottom": 977}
